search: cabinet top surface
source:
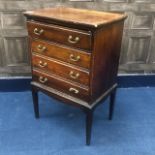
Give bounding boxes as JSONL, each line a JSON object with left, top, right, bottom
{"left": 24, "top": 7, "right": 127, "bottom": 28}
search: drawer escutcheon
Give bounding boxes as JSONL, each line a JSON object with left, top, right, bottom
{"left": 69, "top": 54, "right": 80, "bottom": 62}
{"left": 69, "top": 71, "right": 80, "bottom": 79}
{"left": 34, "top": 28, "right": 44, "bottom": 35}
{"left": 38, "top": 61, "right": 47, "bottom": 68}
{"left": 68, "top": 35, "right": 80, "bottom": 44}
{"left": 39, "top": 76, "right": 48, "bottom": 83}
{"left": 69, "top": 87, "right": 79, "bottom": 94}
{"left": 37, "top": 45, "right": 47, "bottom": 53}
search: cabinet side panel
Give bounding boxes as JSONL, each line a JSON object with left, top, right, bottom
{"left": 91, "top": 21, "right": 124, "bottom": 102}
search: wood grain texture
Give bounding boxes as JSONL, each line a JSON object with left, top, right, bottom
{"left": 90, "top": 21, "right": 124, "bottom": 101}
{"left": 31, "top": 39, "right": 91, "bottom": 69}
{"left": 32, "top": 53, "right": 90, "bottom": 86}
{"left": 26, "top": 7, "right": 126, "bottom": 145}
{"left": 24, "top": 7, "right": 127, "bottom": 28}
{"left": 31, "top": 81, "right": 117, "bottom": 109}
{"left": 32, "top": 69, "right": 90, "bottom": 102}
{"left": 26, "top": 7, "right": 126, "bottom": 106}
{"left": 27, "top": 21, "right": 92, "bottom": 51}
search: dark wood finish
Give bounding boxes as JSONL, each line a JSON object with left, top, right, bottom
{"left": 32, "top": 54, "right": 90, "bottom": 86}
{"left": 24, "top": 7, "right": 126, "bottom": 145}
{"left": 27, "top": 21, "right": 92, "bottom": 51}
{"left": 32, "top": 69, "right": 90, "bottom": 102}
{"left": 90, "top": 21, "right": 124, "bottom": 101}
{"left": 31, "top": 39, "right": 91, "bottom": 69}
{"left": 24, "top": 7, "right": 126, "bottom": 30}
{"left": 109, "top": 88, "right": 117, "bottom": 120}
{"left": 31, "top": 81, "right": 90, "bottom": 109}
{"left": 85, "top": 109, "right": 94, "bottom": 146}
{"left": 31, "top": 86, "right": 39, "bottom": 118}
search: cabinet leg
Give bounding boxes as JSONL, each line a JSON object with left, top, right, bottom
{"left": 32, "top": 87, "right": 39, "bottom": 118}
{"left": 85, "top": 109, "right": 93, "bottom": 145}
{"left": 109, "top": 88, "right": 116, "bottom": 120}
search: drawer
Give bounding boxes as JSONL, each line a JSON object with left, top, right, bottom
{"left": 31, "top": 39, "right": 91, "bottom": 69}
{"left": 27, "top": 21, "right": 92, "bottom": 51}
{"left": 32, "top": 54, "right": 90, "bottom": 86}
{"left": 32, "top": 69, "right": 90, "bottom": 101}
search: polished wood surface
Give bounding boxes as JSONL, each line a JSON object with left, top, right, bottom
{"left": 32, "top": 54, "right": 90, "bottom": 86}
{"left": 27, "top": 21, "right": 92, "bottom": 51}
{"left": 33, "top": 69, "right": 90, "bottom": 101}
{"left": 31, "top": 39, "right": 91, "bottom": 69}
{"left": 25, "top": 7, "right": 126, "bottom": 145}
{"left": 90, "top": 21, "right": 124, "bottom": 101}
{"left": 24, "top": 7, "right": 126, "bottom": 28}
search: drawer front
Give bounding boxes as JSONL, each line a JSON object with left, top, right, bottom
{"left": 32, "top": 69, "right": 90, "bottom": 101}
{"left": 32, "top": 54, "right": 90, "bottom": 86}
{"left": 27, "top": 21, "right": 92, "bottom": 51}
{"left": 31, "top": 39, "right": 91, "bottom": 69}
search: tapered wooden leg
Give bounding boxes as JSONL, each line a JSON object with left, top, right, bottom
{"left": 85, "top": 109, "right": 93, "bottom": 145}
{"left": 32, "top": 87, "right": 39, "bottom": 118}
{"left": 109, "top": 88, "right": 116, "bottom": 120}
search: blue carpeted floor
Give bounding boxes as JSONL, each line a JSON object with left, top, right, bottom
{"left": 0, "top": 87, "right": 155, "bottom": 155}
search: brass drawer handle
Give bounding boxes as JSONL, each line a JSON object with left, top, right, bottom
{"left": 33, "top": 28, "right": 44, "bottom": 35}
{"left": 69, "top": 71, "right": 80, "bottom": 79}
{"left": 68, "top": 35, "right": 80, "bottom": 44}
{"left": 38, "top": 61, "right": 47, "bottom": 68}
{"left": 69, "top": 54, "right": 80, "bottom": 62}
{"left": 37, "top": 44, "right": 47, "bottom": 52}
{"left": 69, "top": 87, "right": 79, "bottom": 94}
{"left": 39, "top": 76, "right": 48, "bottom": 83}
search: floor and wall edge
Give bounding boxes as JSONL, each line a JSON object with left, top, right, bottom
{"left": 0, "top": 74, "right": 155, "bottom": 92}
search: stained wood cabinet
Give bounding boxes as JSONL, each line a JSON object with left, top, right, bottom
{"left": 24, "top": 7, "right": 126, "bottom": 145}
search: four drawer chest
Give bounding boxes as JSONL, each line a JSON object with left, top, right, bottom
{"left": 24, "top": 7, "right": 127, "bottom": 145}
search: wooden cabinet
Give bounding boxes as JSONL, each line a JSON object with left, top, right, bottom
{"left": 24, "top": 7, "right": 127, "bottom": 145}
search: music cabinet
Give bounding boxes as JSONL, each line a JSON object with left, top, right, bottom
{"left": 24, "top": 7, "right": 127, "bottom": 145}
